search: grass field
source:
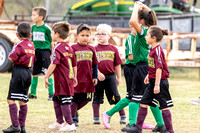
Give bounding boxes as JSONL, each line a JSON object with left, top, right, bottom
{"left": 0, "top": 68, "right": 200, "bottom": 133}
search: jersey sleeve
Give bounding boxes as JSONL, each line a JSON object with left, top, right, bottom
{"left": 71, "top": 50, "right": 77, "bottom": 67}
{"left": 154, "top": 46, "right": 164, "bottom": 70}
{"left": 51, "top": 48, "right": 61, "bottom": 65}
{"left": 114, "top": 46, "right": 123, "bottom": 66}
{"left": 9, "top": 44, "right": 22, "bottom": 62}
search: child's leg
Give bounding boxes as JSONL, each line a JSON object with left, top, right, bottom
{"left": 107, "top": 98, "right": 130, "bottom": 116}
{"left": 30, "top": 76, "right": 38, "bottom": 96}
{"left": 71, "top": 102, "right": 78, "bottom": 118}
{"left": 7, "top": 100, "right": 19, "bottom": 127}
{"left": 162, "top": 109, "right": 174, "bottom": 133}
{"left": 92, "top": 103, "right": 100, "bottom": 117}
{"left": 18, "top": 101, "right": 28, "bottom": 128}
{"left": 150, "top": 105, "right": 164, "bottom": 127}
{"left": 61, "top": 104, "right": 73, "bottom": 125}
{"left": 53, "top": 101, "right": 64, "bottom": 124}
{"left": 129, "top": 102, "right": 140, "bottom": 126}
{"left": 47, "top": 77, "right": 54, "bottom": 96}
{"left": 136, "top": 106, "right": 148, "bottom": 131}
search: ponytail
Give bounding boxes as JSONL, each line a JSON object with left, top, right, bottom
{"left": 162, "top": 29, "right": 169, "bottom": 36}
{"left": 149, "top": 26, "right": 168, "bottom": 42}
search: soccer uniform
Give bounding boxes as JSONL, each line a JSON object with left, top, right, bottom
{"left": 93, "top": 43, "right": 122, "bottom": 105}
{"left": 71, "top": 43, "right": 98, "bottom": 102}
{"left": 31, "top": 23, "right": 52, "bottom": 75}
{"left": 51, "top": 42, "right": 76, "bottom": 105}
{"left": 8, "top": 39, "right": 35, "bottom": 103}
{"left": 140, "top": 45, "right": 173, "bottom": 109}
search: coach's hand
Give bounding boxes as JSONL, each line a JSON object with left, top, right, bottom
{"left": 45, "top": 76, "right": 51, "bottom": 88}
{"left": 154, "top": 85, "right": 160, "bottom": 94}
{"left": 144, "top": 75, "right": 149, "bottom": 84}
{"left": 98, "top": 72, "right": 105, "bottom": 81}
{"left": 93, "top": 79, "right": 98, "bottom": 86}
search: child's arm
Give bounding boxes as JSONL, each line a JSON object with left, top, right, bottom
{"left": 130, "top": 2, "right": 141, "bottom": 33}
{"left": 98, "top": 70, "right": 105, "bottom": 81}
{"left": 154, "top": 68, "right": 162, "bottom": 94}
{"left": 115, "top": 64, "right": 121, "bottom": 86}
{"left": 144, "top": 74, "right": 149, "bottom": 84}
{"left": 44, "top": 64, "right": 56, "bottom": 88}
{"left": 92, "top": 64, "right": 98, "bottom": 86}
{"left": 8, "top": 57, "right": 13, "bottom": 62}
{"left": 73, "top": 66, "right": 78, "bottom": 87}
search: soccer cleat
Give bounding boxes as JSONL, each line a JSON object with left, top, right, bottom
{"left": 189, "top": 97, "right": 200, "bottom": 105}
{"left": 48, "top": 94, "right": 54, "bottom": 101}
{"left": 72, "top": 117, "right": 79, "bottom": 127}
{"left": 142, "top": 123, "right": 154, "bottom": 129}
{"left": 120, "top": 115, "right": 126, "bottom": 124}
{"left": 152, "top": 125, "right": 167, "bottom": 132}
{"left": 28, "top": 93, "right": 37, "bottom": 99}
{"left": 20, "top": 126, "right": 26, "bottom": 133}
{"left": 93, "top": 117, "right": 101, "bottom": 124}
{"left": 60, "top": 123, "right": 76, "bottom": 132}
{"left": 2, "top": 125, "right": 21, "bottom": 133}
{"left": 102, "top": 111, "right": 111, "bottom": 129}
{"left": 48, "top": 122, "right": 66, "bottom": 130}
{"left": 121, "top": 124, "right": 141, "bottom": 133}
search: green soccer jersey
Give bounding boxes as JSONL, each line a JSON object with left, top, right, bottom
{"left": 132, "top": 25, "right": 149, "bottom": 64}
{"left": 125, "top": 34, "right": 135, "bottom": 65}
{"left": 31, "top": 23, "right": 52, "bottom": 50}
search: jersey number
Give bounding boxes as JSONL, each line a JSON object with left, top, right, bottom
{"left": 68, "top": 58, "right": 74, "bottom": 78}
{"left": 28, "top": 56, "right": 33, "bottom": 68}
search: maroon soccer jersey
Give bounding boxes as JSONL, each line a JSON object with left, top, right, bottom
{"left": 95, "top": 44, "right": 122, "bottom": 74}
{"left": 148, "top": 45, "right": 169, "bottom": 79}
{"left": 9, "top": 39, "right": 35, "bottom": 68}
{"left": 52, "top": 42, "right": 77, "bottom": 96}
{"left": 71, "top": 43, "right": 98, "bottom": 93}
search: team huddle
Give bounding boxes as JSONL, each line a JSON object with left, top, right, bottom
{"left": 2, "top": 1, "right": 174, "bottom": 133}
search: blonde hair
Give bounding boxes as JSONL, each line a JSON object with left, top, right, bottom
{"left": 96, "top": 24, "right": 112, "bottom": 34}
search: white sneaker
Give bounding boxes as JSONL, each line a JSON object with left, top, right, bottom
{"left": 48, "top": 122, "right": 66, "bottom": 130}
{"left": 60, "top": 123, "right": 76, "bottom": 132}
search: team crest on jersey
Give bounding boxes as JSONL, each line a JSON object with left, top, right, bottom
{"left": 148, "top": 56, "right": 155, "bottom": 68}
{"left": 28, "top": 43, "right": 33, "bottom": 47}
{"left": 75, "top": 51, "right": 93, "bottom": 62}
{"left": 96, "top": 51, "right": 115, "bottom": 62}
{"left": 65, "top": 46, "right": 69, "bottom": 50}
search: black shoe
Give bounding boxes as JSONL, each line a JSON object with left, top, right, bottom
{"left": 28, "top": 93, "right": 37, "bottom": 99}
{"left": 120, "top": 115, "right": 126, "bottom": 124}
{"left": 48, "top": 94, "right": 54, "bottom": 101}
{"left": 93, "top": 117, "right": 101, "bottom": 124}
{"left": 76, "top": 112, "right": 79, "bottom": 123}
{"left": 121, "top": 124, "right": 142, "bottom": 133}
{"left": 2, "top": 125, "right": 21, "bottom": 133}
{"left": 152, "top": 125, "right": 167, "bottom": 133}
{"left": 72, "top": 117, "right": 79, "bottom": 127}
{"left": 20, "top": 126, "right": 26, "bottom": 133}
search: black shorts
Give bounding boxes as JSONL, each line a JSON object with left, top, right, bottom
{"left": 32, "top": 49, "right": 51, "bottom": 75}
{"left": 93, "top": 73, "right": 121, "bottom": 105}
{"left": 140, "top": 79, "right": 173, "bottom": 110}
{"left": 124, "top": 64, "right": 135, "bottom": 100}
{"left": 53, "top": 95, "right": 73, "bottom": 105}
{"left": 72, "top": 93, "right": 93, "bottom": 103}
{"left": 130, "top": 62, "right": 148, "bottom": 103}
{"left": 7, "top": 66, "right": 31, "bottom": 103}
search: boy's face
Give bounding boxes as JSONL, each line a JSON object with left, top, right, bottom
{"left": 77, "top": 30, "right": 91, "bottom": 46}
{"left": 96, "top": 28, "right": 110, "bottom": 44}
{"left": 31, "top": 10, "right": 43, "bottom": 23}
{"left": 51, "top": 30, "right": 57, "bottom": 42}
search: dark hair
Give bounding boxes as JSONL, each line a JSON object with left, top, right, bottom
{"left": 76, "top": 23, "right": 91, "bottom": 34}
{"left": 138, "top": 10, "right": 157, "bottom": 26}
{"left": 32, "top": 7, "right": 47, "bottom": 20}
{"left": 149, "top": 26, "right": 168, "bottom": 42}
{"left": 52, "top": 21, "right": 71, "bottom": 39}
{"left": 17, "top": 22, "right": 31, "bottom": 38}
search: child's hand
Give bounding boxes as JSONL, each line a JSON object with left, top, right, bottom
{"left": 93, "top": 79, "right": 98, "bottom": 86}
{"left": 144, "top": 75, "right": 149, "bottom": 84}
{"left": 44, "top": 76, "right": 51, "bottom": 88}
{"left": 73, "top": 78, "right": 78, "bottom": 87}
{"left": 117, "top": 78, "right": 121, "bottom": 86}
{"left": 98, "top": 72, "right": 105, "bottom": 81}
{"left": 154, "top": 85, "right": 160, "bottom": 94}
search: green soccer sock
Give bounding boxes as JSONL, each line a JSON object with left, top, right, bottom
{"left": 150, "top": 105, "right": 164, "bottom": 127}
{"left": 129, "top": 102, "right": 140, "bottom": 126}
{"left": 30, "top": 77, "right": 38, "bottom": 96}
{"left": 48, "top": 77, "right": 54, "bottom": 94}
{"left": 106, "top": 98, "right": 130, "bottom": 116}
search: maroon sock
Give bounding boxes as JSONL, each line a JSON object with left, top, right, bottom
{"left": 162, "top": 110, "right": 174, "bottom": 133}
{"left": 53, "top": 101, "right": 64, "bottom": 124}
{"left": 92, "top": 104, "right": 100, "bottom": 117}
{"left": 136, "top": 107, "right": 148, "bottom": 131}
{"left": 19, "top": 104, "right": 27, "bottom": 127}
{"left": 61, "top": 104, "right": 73, "bottom": 125}
{"left": 119, "top": 109, "right": 125, "bottom": 116}
{"left": 71, "top": 102, "right": 78, "bottom": 117}
{"left": 78, "top": 100, "right": 89, "bottom": 110}
{"left": 9, "top": 103, "right": 19, "bottom": 127}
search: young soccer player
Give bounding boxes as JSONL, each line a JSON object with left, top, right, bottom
{"left": 119, "top": 2, "right": 167, "bottom": 132}
{"left": 45, "top": 21, "right": 77, "bottom": 132}
{"left": 71, "top": 23, "right": 98, "bottom": 127}
{"left": 93, "top": 23, "right": 126, "bottom": 126}
{"left": 134, "top": 26, "right": 174, "bottom": 133}
{"left": 2, "top": 22, "right": 35, "bottom": 133}
{"left": 29, "top": 6, "right": 54, "bottom": 100}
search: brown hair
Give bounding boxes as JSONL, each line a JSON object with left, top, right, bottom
{"left": 52, "top": 21, "right": 71, "bottom": 39}
{"left": 77, "top": 23, "right": 91, "bottom": 35}
{"left": 32, "top": 7, "right": 47, "bottom": 20}
{"left": 149, "top": 26, "right": 168, "bottom": 42}
{"left": 17, "top": 22, "right": 31, "bottom": 38}
{"left": 138, "top": 10, "right": 157, "bottom": 26}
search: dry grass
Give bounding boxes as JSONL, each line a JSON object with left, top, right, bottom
{"left": 0, "top": 68, "right": 200, "bottom": 133}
